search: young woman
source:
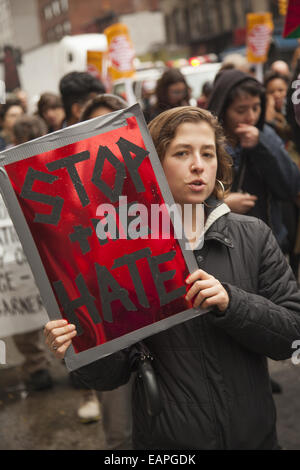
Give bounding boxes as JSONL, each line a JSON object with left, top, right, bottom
{"left": 44, "top": 106, "right": 300, "bottom": 449}
{"left": 0, "top": 99, "right": 24, "bottom": 151}
{"left": 208, "top": 69, "right": 300, "bottom": 252}
{"left": 144, "top": 68, "right": 190, "bottom": 123}
{"left": 37, "top": 92, "right": 65, "bottom": 133}
{"left": 264, "top": 71, "right": 290, "bottom": 142}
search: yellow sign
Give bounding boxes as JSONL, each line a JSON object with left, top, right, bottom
{"left": 87, "top": 50, "right": 104, "bottom": 80}
{"left": 278, "top": 0, "right": 288, "bottom": 16}
{"left": 247, "top": 13, "right": 274, "bottom": 63}
{"left": 104, "top": 23, "right": 135, "bottom": 82}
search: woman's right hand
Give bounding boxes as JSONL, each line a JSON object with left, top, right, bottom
{"left": 224, "top": 192, "right": 257, "bottom": 214}
{"left": 265, "top": 94, "right": 276, "bottom": 122}
{"left": 44, "top": 319, "right": 77, "bottom": 359}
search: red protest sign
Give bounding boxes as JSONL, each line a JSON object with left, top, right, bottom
{"left": 0, "top": 106, "right": 200, "bottom": 369}
{"left": 283, "top": 0, "right": 300, "bottom": 38}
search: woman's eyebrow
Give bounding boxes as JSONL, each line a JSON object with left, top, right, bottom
{"left": 201, "top": 144, "right": 216, "bottom": 150}
{"left": 171, "top": 143, "right": 192, "bottom": 150}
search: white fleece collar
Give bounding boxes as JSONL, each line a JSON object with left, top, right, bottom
{"left": 189, "top": 202, "right": 231, "bottom": 251}
{"left": 204, "top": 202, "right": 231, "bottom": 234}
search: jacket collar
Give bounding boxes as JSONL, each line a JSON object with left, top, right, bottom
{"left": 203, "top": 197, "right": 234, "bottom": 248}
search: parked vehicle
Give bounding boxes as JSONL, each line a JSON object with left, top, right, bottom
{"left": 113, "top": 61, "right": 221, "bottom": 108}
{"left": 1, "top": 34, "right": 108, "bottom": 112}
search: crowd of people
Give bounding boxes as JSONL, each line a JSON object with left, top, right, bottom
{"left": 2, "top": 52, "right": 300, "bottom": 450}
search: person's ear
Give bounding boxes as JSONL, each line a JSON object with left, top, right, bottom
{"left": 71, "top": 102, "right": 83, "bottom": 122}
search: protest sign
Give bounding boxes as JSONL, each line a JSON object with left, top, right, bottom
{"left": 0, "top": 104, "right": 202, "bottom": 371}
{"left": 0, "top": 194, "right": 48, "bottom": 338}
{"left": 283, "top": 0, "right": 300, "bottom": 38}
{"left": 104, "top": 23, "right": 135, "bottom": 82}
{"left": 86, "top": 50, "right": 105, "bottom": 80}
{"left": 246, "top": 12, "right": 274, "bottom": 64}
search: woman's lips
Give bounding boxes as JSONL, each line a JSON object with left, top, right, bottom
{"left": 188, "top": 182, "right": 206, "bottom": 192}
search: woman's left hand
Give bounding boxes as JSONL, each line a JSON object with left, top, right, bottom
{"left": 235, "top": 124, "right": 259, "bottom": 148}
{"left": 185, "top": 269, "right": 229, "bottom": 312}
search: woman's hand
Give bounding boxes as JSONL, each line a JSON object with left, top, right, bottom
{"left": 185, "top": 269, "right": 229, "bottom": 312}
{"left": 235, "top": 124, "right": 259, "bottom": 148}
{"left": 224, "top": 192, "right": 257, "bottom": 214}
{"left": 265, "top": 94, "right": 276, "bottom": 122}
{"left": 44, "top": 319, "right": 77, "bottom": 359}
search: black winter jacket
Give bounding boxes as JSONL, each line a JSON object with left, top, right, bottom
{"left": 226, "top": 124, "right": 300, "bottom": 248}
{"left": 74, "top": 208, "right": 300, "bottom": 449}
{"left": 207, "top": 69, "right": 300, "bottom": 249}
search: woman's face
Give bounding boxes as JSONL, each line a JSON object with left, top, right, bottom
{"left": 224, "top": 93, "right": 261, "bottom": 138}
{"left": 162, "top": 121, "right": 218, "bottom": 207}
{"left": 167, "top": 82, "right": 187, "bottom": 105}
{"left": 43, "top": 107, "right": 65, "bottom": 130}
{"left": 266, "top": 78, "right": 287, "bottom": 111}
{"left": 89, "top": 106, "right": 114, "bottom": 119}
{"left": 3, "top": 105, "right": 24, "bottom": 132}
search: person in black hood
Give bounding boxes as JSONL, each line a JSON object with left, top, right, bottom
{"left": 208, "top": 69, "right": 300, "bottom": 252}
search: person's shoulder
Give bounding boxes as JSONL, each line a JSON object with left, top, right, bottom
{"left": 226, "top": 212, "right": 270, "bottom": 236}
{"left": 225, "top": 213, "right": 274, "bottom": 257}
{"left": 227, "top": 212, "right": 261, "bottom": 225}
{"left": 261, "top": 122, "right": 282, "bottom": 140}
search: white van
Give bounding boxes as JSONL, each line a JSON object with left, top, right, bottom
{"left": 15, "top": 34, "right": 108, "bottom": 111}
{"left": 113, "top": 62, "right": 221, "bottom": 107}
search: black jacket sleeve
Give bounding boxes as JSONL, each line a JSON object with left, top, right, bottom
{"left": 72, "top": 348, "right": 132, "bottom": 391}
{"left": 209, "top": 219, "right": 300, "bottom": 360}
{"left": 245, "top": 124, "right": 300, "bottom": 200}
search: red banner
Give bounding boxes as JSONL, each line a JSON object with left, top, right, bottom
{"left": 3, "top": 114, "right": 192, "bottom": 358}
{"left": 283, "top": 0, "right": 300, "bottom": 38}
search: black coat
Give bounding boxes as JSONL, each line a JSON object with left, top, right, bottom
{"left": 207, "top": 69, "right": 300, "bottom": 249}
{"left": 226, "top": 123, "right": 300, "bottom": 249}
{"left": 74, "top": 210, "right": 300, "bottom": 449}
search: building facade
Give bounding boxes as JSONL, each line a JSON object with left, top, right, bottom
{"left": 161, "top": 0, "right": 281, "bottom": 55}
{"left": 37, "top": 0, "right": 164, "bottom": 55}
{"left": 0, "top": 0, "right": 14, "bottom": 47}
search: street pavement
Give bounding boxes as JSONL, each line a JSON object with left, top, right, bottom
{"left": 1, "top": 336, "right": 300, "bottom": 450}
{"left": 0, "top": 336, "right": 106, "bottom": 450}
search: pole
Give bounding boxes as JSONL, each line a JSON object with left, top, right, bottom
{"left": 255, "top": 63, "right": 264, "bottom": 83}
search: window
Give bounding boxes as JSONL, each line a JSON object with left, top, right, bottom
{"left": 52, "top": 0, "right": 61, "bottom": 16}
{"left": 44, "top": 4, "right": 53, "bottom": 20}
{"left": 55, "top": 23, "right": 63, "bottom": 37}
{"left": 60, "top": 0, "right": 69, "bottom": 12}
{"left": 46, "top": 28, "right": 55, "bottom": 41}
{"left": 63, "top": 20, "right": 71, "bottom": 33}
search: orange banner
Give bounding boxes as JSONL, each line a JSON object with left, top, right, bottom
{"left": 104, "top": 23, "right": 135, "bottom": 82}
{"left": 247, "top": 13, "right": 274, "bottom": 63}
{"left": 86, "top": 50, "right": 104, "bottom": 80}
